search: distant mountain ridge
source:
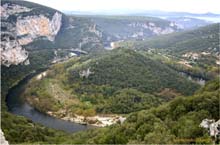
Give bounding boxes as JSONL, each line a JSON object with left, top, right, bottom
{"left": 83, "top": 15, "right": 181, "bottom": 47}
{"left": 64, "top": 10, "right": 220, "bottom": 17}
{"left": 118, "top": 23, "right": 220, "bottom": 54}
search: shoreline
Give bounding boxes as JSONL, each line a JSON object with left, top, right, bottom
{"left": 47, "top": 111, "right": 126, "bottom": 127}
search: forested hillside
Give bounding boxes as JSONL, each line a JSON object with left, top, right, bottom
{"left": 118, "top": 23, "right": 219, "bottom": 54}
{"left": 68, "top": 78, "right": 219, "bottom": 144}
{"left": 23, "top": 49, "right": 199, "bottom": 118}
{"left": 117, "top": 23, "right": 220, "bottom": 81}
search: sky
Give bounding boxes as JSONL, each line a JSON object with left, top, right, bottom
{"left": 26, "top": 0, "right": 220, "bottom": 14}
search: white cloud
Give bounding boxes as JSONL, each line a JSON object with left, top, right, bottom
{"left": 27, "top": 0, "right": 220, "bottom": 14}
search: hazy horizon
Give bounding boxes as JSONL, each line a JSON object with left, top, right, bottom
{"left": 26, "top": 0, "right": 220, "bottom": 14}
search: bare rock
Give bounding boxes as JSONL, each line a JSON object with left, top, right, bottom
{"left": 0, "top": 129, "right": 9, "bottom": 145}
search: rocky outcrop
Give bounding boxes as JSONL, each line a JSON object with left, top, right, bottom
{"left": 1, "top": 2, "right": 62, "bottom": 66}
{"left": 200, "top": 119, "right": 220, "bottom": 143}
{"left": 89, "top": 24, "right": 102, "bottom": 37}
{"left": 16, "top": 12, "right": 62, "bottom": 44}
{"left": 47, "top": 110, "right": 126, "bottom": 127}
{"left": 128, "top": 22, "right": 176, "bottom": 35}
{"left": 1, "top": 32, "right": 29, "bottom": 67}
{"left": 0, "top": 129, "right": 9, "bottom": 145}
{"left": 79, "top": 68, "right": 94, "bottom": 78}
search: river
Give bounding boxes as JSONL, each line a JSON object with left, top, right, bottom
{"left": 5, "top": 68, "right": 205, "bottom": 133}
{"left": 6, "top": 69, "right": 92, "bottom": 133}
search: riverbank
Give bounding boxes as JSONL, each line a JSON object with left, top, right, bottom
{"left": 15, "top": 69, "right": 126, "bottom": 128}
{"left": 47, "top": 111, "right": 126, "bottom": 127}
{"left": 24, "top": 66, "right": 126, "bottom": 127}
{"left": 6, "top": 68, "right": 93, "bottom": 133}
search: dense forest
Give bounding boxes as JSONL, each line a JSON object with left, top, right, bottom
{"left": 117, "top": 23, "right": 220, "bottom": 81}
{"left": 3, "top": 78, "right": 219, "bottom": 144}
{"left": 23, "top": 49, "right": 199, "bottom": 117}
{"left": 68, "top": 78, "right": 219, "bottom": 144}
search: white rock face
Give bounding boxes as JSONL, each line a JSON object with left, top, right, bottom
{"left": 16, "top": 12, "right": 62, "bottom": 44}
{"left": 128, "top": 22, "right": 176, "bottom": 36}
{"left": 49, "top": 12, "right": 63, "bottom": 40}
{"left": 1, "top": 3, "right": 62, "bottom": 66}
{"left": 79, "top": 68, "right": 94, "bottom": 78}
{"left": 36, "top": 71, "right": 47, "bottom": 80}
{"left": 0, "top": 129, "right": 9, "bottom": 145}
{"left": 200, "top": 119, "right": 220, "bottom": 138}
{"left": 89, "top": 24, "right": 102, "bottom": 37}
{"left": 1, "top": 33, "right": 29, "bottom": 67}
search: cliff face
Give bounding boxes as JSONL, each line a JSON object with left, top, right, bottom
{"left": 1, "top": 32, "right": 29, "bottom": 67}
{"left": 1, "top": 2, "right": 62, "bottom": 66}
{"left": 1, "top": 1, "right": 105, "bottom": 67}
{"left": 16, "top": 12, "right": 62, "bottom": 44}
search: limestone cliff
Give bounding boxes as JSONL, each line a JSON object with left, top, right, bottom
{"left": 16, "top": 12, "right": 62, "bottom": 44}
{"left": 1, "top": 1, "right": 62, "bottom": 66}
{"left": 1, "top": 32, "right": 29, "bottom": 67}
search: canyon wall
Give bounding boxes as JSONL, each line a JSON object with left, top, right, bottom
{"left": 1, "top": 3, "right": 62, "bottom": 66}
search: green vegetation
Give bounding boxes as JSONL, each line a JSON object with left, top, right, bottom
{"left": 1, "top": 49, "right": 54, "bottom": 99}
{"left": 23, "top": 49, "right": 199, "bottom": 117}
{"left": 103, "top": 88, "right": 159, "bottom": 114}
{"left": 0, "top": 49, "right": 73, "bottom": 144}
{"left": 68, "top": 49, "right": 199, "bottom": 95}
{"left": 118, "top": 23, "right": 220, "bottom": 80}
{"left": 119, "top": 23, "right": 219, "bottom": 54}
{"left": 2, "top": 111, "right": 70, "bottom": 143}
{"left": 68, "top": 78, "right": 219, "bottom": 144}
{"left": 2, "top": 74, "right": 219, "bottom": 144}
{"left": 1, "top": 1, "right": 219, "bottom": 144}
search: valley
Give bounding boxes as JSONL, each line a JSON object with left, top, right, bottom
{"left": 21, "top": 49, "right": 199, "bottom": 127}
{"left": 1, "top": 0, "right": 220, "bottom": 144}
